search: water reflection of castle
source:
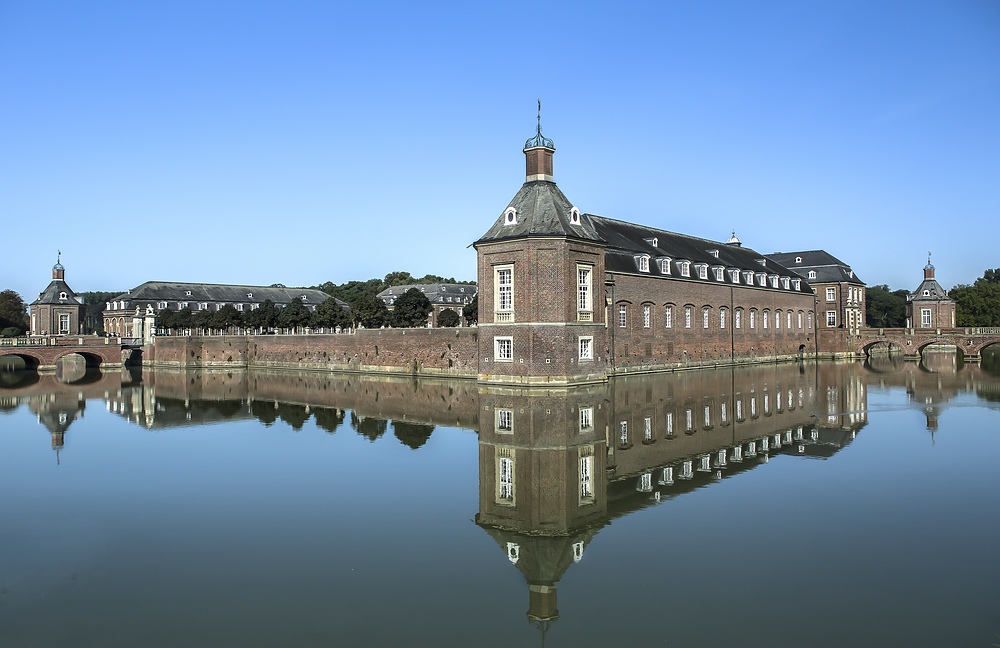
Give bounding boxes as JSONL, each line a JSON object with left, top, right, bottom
{"left": 5, "top": 356, "right": 999, "bottom": 634}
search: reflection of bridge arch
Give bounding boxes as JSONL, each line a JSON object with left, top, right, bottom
{"left": 0, "top": 353, "right": 41, "bottom": 370}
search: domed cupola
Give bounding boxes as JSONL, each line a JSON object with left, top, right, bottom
{"left": 523, "top": 100, "right": 555, "bottom": 182}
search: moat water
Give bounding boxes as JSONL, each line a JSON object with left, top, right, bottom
{"left": 2, "top": 350, "right": 999, "bottom": 647}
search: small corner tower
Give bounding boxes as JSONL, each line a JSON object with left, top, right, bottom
{"left": 906, "top": 252, "right": 955, "bottom": 329}
{"left": 30, "top": 252, "right": 86, "bottom": 336}
{"left": 473, "top": 107, "right": 608, "bottom": 385}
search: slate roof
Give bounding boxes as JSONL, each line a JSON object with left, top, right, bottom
{"left": 377, "top": 283, "right": 476, "bottom": 307}
{"left": 31, "top": 279, "right": 85, "bottom": 306}
{"left": 591, "top": 216, "right": 814, "bottom": 294}
{"left": 765, "top": 250, "right": 865, "bottom": 285}
{"left": 475, "top": 180, "right": 603, "bottom": 244}
{"left": 908, "top": 268, "right": 951, "bottom": 303}
{"left": 108, "top": 282, "right": 344, "bottom": 308}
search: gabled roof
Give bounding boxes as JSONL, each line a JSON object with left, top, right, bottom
{"left": 31, "top": 279, "right": 85, "bottom": 306}
{"left": 109, "top": 282, "right": 341, "bottom": 307}
{"left": 765, "top": 250, "right": 865, "bottom": 285}
{"left": 475, "top": 180, "right": 603, "bottom": 245}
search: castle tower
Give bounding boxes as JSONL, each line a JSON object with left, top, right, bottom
{"left": 906, "top": 253, "right": 956, "bottom": 329}
{"left": 473, "top": 108, "right": 608, "bottom": 385}
{"left": 29, "top": 253, "right": 86, "bottom": 336}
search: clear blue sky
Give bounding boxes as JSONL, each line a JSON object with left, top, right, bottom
{"left": 2, "top": 1, "right": 998, "bottom": 302}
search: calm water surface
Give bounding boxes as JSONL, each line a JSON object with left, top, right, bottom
{"left": 2, "top": 351, "right": 999, "bottom": 647}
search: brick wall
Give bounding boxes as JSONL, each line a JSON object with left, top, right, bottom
{"left": 151, "top": 328, "right": 479, "bottom": 378}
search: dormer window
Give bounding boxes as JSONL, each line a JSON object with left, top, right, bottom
{"left": 247, "top": 292, "right": 253, "bottom": 299}
{"left": 808, "top": 271, "right": 817, "bottom": 280}
{"left": 679, "top": 261, "right": 690, "bottom": 277}
{"left": 730, "top": 269, "right": 740, "bottom": 283}
{"left": 922, "top": 289, "right": 930, "bottom": 297}
{"left": 756, "top": 259, "right": 767, "bottom": 267}
{"left": 660, "top": 258, "right": 672, "bottom": 275}
{"left": 713, "top": 267, "right": 724, "bottom": 281}
{"left": 709, "top": 249, "right": 719, "bottom": 258}
{"left": 185, "top": 290, "right": 192, "bottom": 297}
{"left": 781, "top": 277, "right": 790, "bottom": 290}
{"left": 849, "top": 270, "right": 854, "bottom": 278}
{"left": 569, "top": 206, "right": 581, "bottom": 225}
{"left": 795, "top": 256, "right": 802, "bottom": 263}
{"left": 743, "top": 271, "right": 754, "bottom": 285}
{"left": 301, "top": 295, "right": 309, "bottom": 302}
{"left": 769, "top": 275, "right": 779, "bottom": 288}
{"left": 695, "top": 264, "right": 708, "bottom": 280}
{"left": 503, "top": 207, "right": 517, "bottom": 225}
{"left": 645, "top": 237, "right": 658, "bottom": 248}
{"left": 757, "top": 273, "right": 767, "bottom": 286}
{"left": 637, "top": 255, "right": 650, "bottom": 272}
{"left": 59, "top": 291, "right": 67, "bottom": 300}
{"left": 157, "top": 301, "right": 167, "bottom": 309}
{"left": 793, "top": 279, "right": 801, "bottom": 291}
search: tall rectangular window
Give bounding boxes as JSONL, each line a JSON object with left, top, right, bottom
{"left": 684, "top": 307, "right": 692, "bottom": 328}
{"left": 643, "top": 417, "right": 652, "bottom": 441}
{"left": 664, "top": 305, "right": 673, "bottom": 328}
{"left": 579, "top": 336, "right": 593, "bottom": 360}
{"left": 827, "top": 311, "right": 836, "bottom": 327}
{"left": 495, "top": 336, "right": 513, "bottom": 361}
{"left": 643, "top": 304, "right": 651, "bottom": 328}
{"left": 703, "top": 307, "right": 710, "bottom": 329}
{"left": 496, "top": 408, "right": 513, "bottom": 433}
{"left": 498, "top": 455, "right": 514, "bottom": 502}
{"left": 750, "top": 310, "right": 755, "bottom": 329}
{"left": 797, "top": 312, "right": 802, "bottom": 328}
{"left": 921, "top": 308, "right": 932, "bottom": 328}
{"left": 58, "top": 314, "right": 70, "bottom": 334}
{"left": 826, "top": 287, "right": 836, "bottom": 302}
{"left": 495, "top": 266, "right": 513, "bottom": 315}
{"left": 577, "top": 266, "right": 592, "bottom": 313}
{"left": 735, "top": 309, "right": 741, "bottom": 329}
{"left": 579, "top": 453, "right": 594, "bottom": 501}
{"left": 579, "top": 407, "right": 593, "bottom": 432}
{"left": 665, "top": 412, "right": 674, "bottom": 436}
{"left": 720, "top": 309, "right": 726, "bottom": 329}
{"left": 618, "top": 305, "right": 627, "bottom": 328}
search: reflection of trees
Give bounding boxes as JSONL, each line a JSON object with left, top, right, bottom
{"left": 250, "top": 400, "right": 278, "bottom": 426}
{"left": 277, "top": 403, "right": 310, "bottom": 431}
{"left": 392, "top": 421, "right": 435, "bottom": 449}
{"left": 0, "top": 370, "right": 39, "bottom": 389}
{"left": 350, "top": 411, "right": 387, "bottom": 442}
{"left": 312, "top": 407, "right": 345, "bottom": 434}
{"left": 208, "top": 400, "right": 244, "bottom": 418}
{"left": 982, "top": 347, "right": 1000, "bottom": 377}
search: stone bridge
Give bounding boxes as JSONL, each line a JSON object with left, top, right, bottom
{"left": 855, "top": 327, "right": 1000, "bottom": 360}
{"left": 0, "top": 336, "right": 143, "bottom": 370}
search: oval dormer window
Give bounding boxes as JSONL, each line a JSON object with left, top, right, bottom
{"left": 795, "top": 256, "right": 802, "bottom": 263}
{"left": 59, "top": 292, "right": 67, "bottom": 300}
{"left": 923, "top": 289, "right": 930, "bottom": 297}
{"left": 503, "top": 207, "right": 517, "bottom": 225}
{"left": 569, "top": 206, "right": 581, "bottom": 225}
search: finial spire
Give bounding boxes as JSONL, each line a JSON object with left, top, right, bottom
{"left": 537, "top": 99, "right": 542, "bottom": 136}
{"left": 57, "top": 250, "right": 61, "bottom": 265}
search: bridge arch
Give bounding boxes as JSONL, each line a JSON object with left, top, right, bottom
{"left": 0, "top": 352, "right": 42, "bottom": 370}
{"left": 861, "top": 339, "right": 905, "bottom": 357}
{"left": 53, "top": 350, "right": 105, "bottom": 368}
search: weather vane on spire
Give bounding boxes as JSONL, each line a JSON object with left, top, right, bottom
{"left": 57, "top": 250, "right": 61, "bottom": 264}
{"left": 536, "top": 99, "right": 542, "bottom": 135}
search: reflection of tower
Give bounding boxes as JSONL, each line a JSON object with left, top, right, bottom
{"left": 28, "top": 394, "right": 86, "bottom": 463}
{"left": 476, "top": 385, "right": 608, "bottom": 631}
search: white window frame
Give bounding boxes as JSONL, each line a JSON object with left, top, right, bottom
{"left": 664, "top": 305, "right": 672, "bottom": 329}
{"left": 642, "top": 304, "right": 651, "bottom": 328}
{"left": 496, "top": 408, "right": 513, "bottom": 433}
{"left": 827, "top": 311, "right": 837, "bottom": 327}
{"left": 826, "top": 287, "right": 836, "bottom": 302}
{"left": 618, "top": 304, "right": 627, "bottom": 328}
{"left": 703, "top": 307, "right": 710, "bottom": 329}
{"left": 498, "top": 454, "right": 514, "bottom": 502}
{"left": 679, "top": 261, "right": 690, "bottom": 277}
{"left": 58, "top": 313, "right": 70, "bottom": 334}
{"left": 921, "top": 308, "right": 932, "bottom": 328}
{"left": 697, "top": 264, "right": 708, "bottom": 280}
{"left": 577, "top": 265, "right": 592, "bottom": 313}
{"left": 495, "top": 265, "right": 513, "bottom": 316}
{"left": 660, "top": 258, "right": 672, "bottom": 275}
{"left": 579, "top": 336, "right": 594, "bottom": 361}
{"left": 720, "top": 308, "right": 726, "bottom": 329}
{"left": 637, "top": 255, "right": 650, "bottom": 272}
{"left": 579, "top": 407, "right": 594, "bottom": 432}
{"left": 684, "top": 306, "right": 692, "bottom": 328}
{"left": 494, "top": 336, "right": 513, "bottom": 361}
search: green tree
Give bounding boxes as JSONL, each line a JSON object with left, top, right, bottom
{"left": 0, "top": 290, "right": 29, "bottom": 335}
{"left": 173, "top": 307, "right": 194, "bottom": 331}
{"left": 391, "top": 288, "right": 433, "bottom": 328}
{"left": 865, "top": 285, "right": 907, "bottom": 328}
{"left": 211, "top": 304, "right": 243, "bottom": 333}
{"left": 352, "top": 295, "right": 389, "bottom": 328}
{"left": 951, "top": 281, "right": 1000, "bottom": 327}
{"left": 438, "top": 308, "right": 460, "bottom": 327}
{"left": 383, "top": 271, "right": 414, "bottom": 287}
{"left": 278, "top": 297, "right": 311, "bottom": 331}
{"left": 312, "top": 297, "right": 352, "bottom": 330}
{"left": 245, "top": 300, "right": 279, "bottom": 333}
{"left": 463, "top": 292, "right": 478, "bottom": 326}
{"left": 156, "top": 308, "right": 177, "bottom": 333}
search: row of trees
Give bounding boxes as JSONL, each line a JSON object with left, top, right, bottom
{"left": 314, "top": 271, "right": 475, "bottom": 306}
